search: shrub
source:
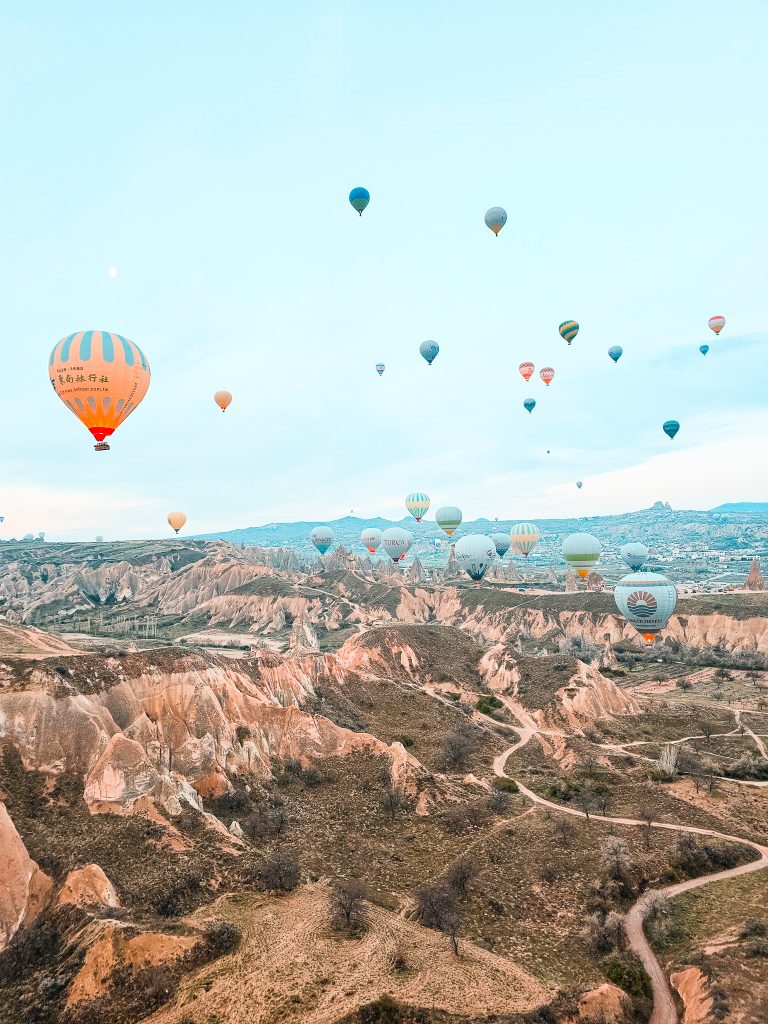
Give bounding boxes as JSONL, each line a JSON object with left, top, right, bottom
{"left": 747, "top": 938, "right": 768, "bottom": 958}
{"left": 604, "top": 955, "right": 652, "bottom": 1000}
{"left": 492, "top": 776, "right": 519, "bottom": 793}
{"left": 204, "top": 920, "right": 242, "bottom": 955}
{"left": 741, "top": 918, "right": 767, "bottom": 938}
{"left": 476, "top": 695, "right": 504, "bottom": 718}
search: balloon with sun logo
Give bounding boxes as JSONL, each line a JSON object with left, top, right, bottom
{"left": 614, "top": 572, "right": 677, "bottom": 644}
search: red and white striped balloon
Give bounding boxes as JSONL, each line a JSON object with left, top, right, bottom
{"left": 708, "top": 315, "right": 725, "bottom": 335}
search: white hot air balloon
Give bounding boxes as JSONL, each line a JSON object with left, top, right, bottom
{"left": 614, "top": 572, "right": 677, "bottom": 644}
{"left": 491, "top": 532, "right": 511, "bottom": 557}
{"left": 435, "top": 506, "right": 462, "bottom": 537}
{"left": 455, "top": 534, "right": 496, "bottom": 581}
{"left": 360, "top": 527, "right": 382, "bottom": 554}
{"left": 310, "top": 526, "right": 334, "bottom": 555}
{"left": 381, "top": 527, "right": 412, "bottom": 563}
{"left": 562, "top": 532, "right": 601, "bottom": 579}
{"left": 620, "top": 542, "right": 649, "bottom": 572}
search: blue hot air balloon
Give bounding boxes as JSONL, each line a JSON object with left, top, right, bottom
{"left": 523, "top": 398, "right": 536, "bottom": 413}
{"left": 420, "top": 340, "right": 439, "bottom": 365}
{"left": 349, "top": 187, "right": 370, "bottom": 215}
{"left": 699, "top": 344, "right": 709, "bottom": 356}
{"left": 310, "top": 526, "right": 334, "bottom": 555}
{"left": 663, "top": 420, "right": 680, "bottom": 440}
{"left": 608, "top": 346, "right": 623, "bottom": 363}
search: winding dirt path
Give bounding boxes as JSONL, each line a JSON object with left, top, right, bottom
{"left": 493, "top": 738, "right": 768, "bottom": 1024}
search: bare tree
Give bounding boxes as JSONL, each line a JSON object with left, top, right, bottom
{"left": 380, "top": 787, "right": 408, "bottom": 820}
{"left": 699, "top": 721, "right": 716, "bottom": 746}
{"left": 601, "top": 836, "right": 631, "bottom": 881}
{"left": 438, "top": 725, "right": 478, "bottom": 770}
{"left": 416, "top": 883, "right": 462, "bottom": 956}
{"left": 552, "top": 817, "right": 575, "bottom": 847}
{"left": 574, "top": 786, "right": 596, "bottom": 823}
{"left": 583, "top": 910, "right": 626, "bottom": 954}
{"left": 330, "top": 878, "right": 368, "bottom": 935}
{"left": 445, "top": 858, "right": 476, "bottom": 899}
{"left": 637, "top": 804, "right": 656, "bottom": 849}
{"left": 261, "top": 851, "right": 300, "bottom": 893}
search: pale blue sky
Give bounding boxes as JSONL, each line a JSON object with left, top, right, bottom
{"left": 1, "top": 2, "right": 766, "bottom": 540}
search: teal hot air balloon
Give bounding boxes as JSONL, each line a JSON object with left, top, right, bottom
{"left": 484, "top": 207, "right": 507, "bottom": 236}
{"left": 614, "top": 571, "right": 677, "bottom": 644}
{"left": 663, "top": 420, "right": 680, "bottom": 440}
{"left": 310, "top": 526, "right": 334, "bottom": 555}
{"left": 621, "top": 542, "right": 649, "bottom": 571}
{"left": 509, "top": 522, "right": 540, "bottom": 557}
{"left": 405, "top": 492, "right": 430, "bottom": 521}
{"left": 349, "top": 187, "right": 370, "bottom": 215}
{"left": 435, "top": 505, "right": 462, "bottom": 537}
{"left": 576, "top": 480, "right": 583, "bottom": 489}
{"left": 455, "top": 535, "right": 496, "bottom": 581}
{"left": 699, "top": 344, "right": 709, "bottom": 356}
{"left": 523, "top": 398, "right": 536, "bottom": 413}
{"left": 375, "top": 363, "right": 385, "bottom": 376}
{"left": 491, "top": 532, "right": 511, "bottom": 557}
{"left": 608, "top": 346, "right": 623, "bottom": 363}
{"left": 559, "top": 321, "right": 579, "bottom": 345}
{"left": 420, "top": 340, "right": 439, "bottom": 365}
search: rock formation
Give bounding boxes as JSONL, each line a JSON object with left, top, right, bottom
{"left": 743, "top": 556, "right": 765, "bottom": 591}
{"left": 0, "top": 802, "right": 52, "bottom": 952}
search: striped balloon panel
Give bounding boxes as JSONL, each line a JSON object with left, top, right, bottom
{"left": 708, "top": 315, "right": 725, "bottom": 334}
{"left": 558, "top": 320, "right": 579, "bottom": 342}
{"left": 405, "top": 492, "right": 430, "bottom": 520}
{"left": 509, "top": 522, "right": 540, "bottom": 556}
{"left": 49, "top": 331, "right": 150, "bottom": 442}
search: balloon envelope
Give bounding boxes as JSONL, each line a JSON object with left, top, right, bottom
{"left": 484, "top": 207, "right": 507, "bottom": 235}
{"left": 540, "top": 367, "right": 555, "bottom": 385}
{"left": 614, "top": 571, "right": 677, "bottom": 643}
{"left": 523, "top": 398, "right": 536, "bottom": 413}
{"left": 419, "top": 340, "right": 439, "bottom": 365}
{"left": 214, "top": 390, "right": 232, "bottom": 411}
{"left": 49, "top": 331, "right": 150, "bottom": 449}
{"left": 608, "top": 346, "right": 623, "bottom": 363}
{"left": 699, "top": 344, "right": 709, "bottom": 356}
{"left": 375, "top": 363, "right": 385, "bottom": 376}
{"left": 435, "top": 506, "right": 462, "bottom": 537}
{"left": 510, "top": 522, "right": 540, "bottom": 557}
{"left": 562, "top": 532, "right": 601, "bottom": 578}
{"left": 455, "top": 534, "right": 496, "bottom": 580}
{"left": 576, "top": 481, "right": 583, "bottom": 489}
{"left": 405, "top": 492, "right": 430, "bottom": 521}
{"left": 491, "top": 532, "right": 511, "bottom": 557}
{"left": 621, "top": 542, "right": 649, "bottom": 571}
{"left": 708, "top": 314, "right": 725, "bottom": 335}
{"left": 663, "top": 420, "right": 680, "bottom": 439}
{"left": 381, "top": 527, "right": 412, "bottom": 562}
{"left": 519, "top": 361, "right": 534, "bottom": 381}
{"left": 360, "top": 527, "right": 382, "bottom": 553}
{"left": 167, "top": 512, "right": 186, "bottom": 534}
{"left": 310, "top": 526, "right": 334, "bottom": 555}
{"left": 349, "top": 187, "right": 370, "bottom": 214}
{"left": 559, "top": 321, "right": 579, "bottom": 344}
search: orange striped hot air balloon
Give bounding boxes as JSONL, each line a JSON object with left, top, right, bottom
{"left": 214, "top": 390, "right": 232, "bottom": 411}
{"left": 519, "top": 361, "right": 534, "bottom": 381}
{"left": 49, "top": 331, "right": 150, "bottom": 451}
{"left": 540, "top": 367, "right": 555, "bottom": 385}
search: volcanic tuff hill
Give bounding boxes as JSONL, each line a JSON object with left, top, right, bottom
{"left": 0, "top": 543, "right": 767, "bottom": 1024}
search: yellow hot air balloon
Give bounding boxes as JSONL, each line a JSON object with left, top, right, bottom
{"left": 167, "top": 512, "right": 187, "bottom": 534}
{"left": 49, "top": 331, "right": 150, "bottom": 451}
{"left": 214, "top": 390, "right": 232, "bottom": 412}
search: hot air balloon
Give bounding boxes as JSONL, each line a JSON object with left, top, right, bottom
{"left": 455, "top": 535, "right": 496, "bottom": 581}
{"left": 576, "top": 481, "right": 583, "bottom": 489}
{"left": 608, "top": 346, "right": 623, "bottom": 363}
{"left": 523, "top": 398, "right": 536, "bottom": 413}
{"left": 491, "top": 532, "right": 511, "bottom": 557}
{"left": 509, "top": 522, "right": 540, "bottom": 557}
{"left": 381, "top": 527, "right": 412, "bottom": 563}
{"left": 310, "top": 526, "right": 334, "bottom": 555}
{"left": 708, "top": 315, "right": 725, "bottom": 335}
{"left": 349, "top": 187, "right": 370, "bottom": 215}
{"left": 519, "top": 361, "right": 535, "bottom": 382}
{"left": 484, "top": 207, "right": 507, "bottom": 236}
{"left": 49, "top": 331, "right": 150, "bottom": 451}
{"left": 620, "top": 542, "right": 649, "bottom": 571}
{"left": 419, "top": 340, "right": 439, "bottom": 365}
{"left": 405, "top": 492, "right": 430, "bottom": 521}
{"left": 663, "top": 420, "right": 680, "bottom": 440}
{"left": 559, "top": 321, "right": 579, "bottom": 345}
{"left": 540, "top": 367, "right": 555, "bottom": 386}
{"left": 562, "top": 532, "right": 601, "bottom": 578}
{"left": 699, "top": 344, "right": 709, "bottom": 356}
{"left": 214, "top": 390, "right": 232, "bottom": 411}
{"left": 375, "top": 363, "right": 385, "bottom": 376}
{"left": 360, "top": 527, "right": 382, "bottom": 554}
{"left": 435, "top": 506, "right": 462, "bottom": 537}
{"left": 614, "top": 572, "right": 677, "bottom": 644}
{"left": 168, "top": 512, "right": 187, "bottom": 534}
